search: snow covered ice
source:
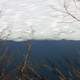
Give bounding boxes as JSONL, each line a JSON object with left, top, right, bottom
{"left": 0, "top": 0, "right": 80, "bottom": 41}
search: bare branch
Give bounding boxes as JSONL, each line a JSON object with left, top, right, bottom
{"left": 50, "top": 0, "right": 80, "bottom": 22}
{"left": 63, "top": 1, "right": 80, "bottom": 22}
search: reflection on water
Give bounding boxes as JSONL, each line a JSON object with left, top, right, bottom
{"left": 0, "top": 40, "right": 80, "bottom": 80}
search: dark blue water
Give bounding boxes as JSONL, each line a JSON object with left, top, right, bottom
{"left": 0, "top": 40, "right": 80, "bottom": 79}
{"left": 32, "top": 40, "right": 80, "bottom": 61}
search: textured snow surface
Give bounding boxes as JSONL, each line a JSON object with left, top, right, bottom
{"left": 0, "top": 0, "right": 80, "bottom": 41}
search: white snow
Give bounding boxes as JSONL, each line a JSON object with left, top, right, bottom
{"left": 0, "top": 0, "right": 80, "bottom": 41}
